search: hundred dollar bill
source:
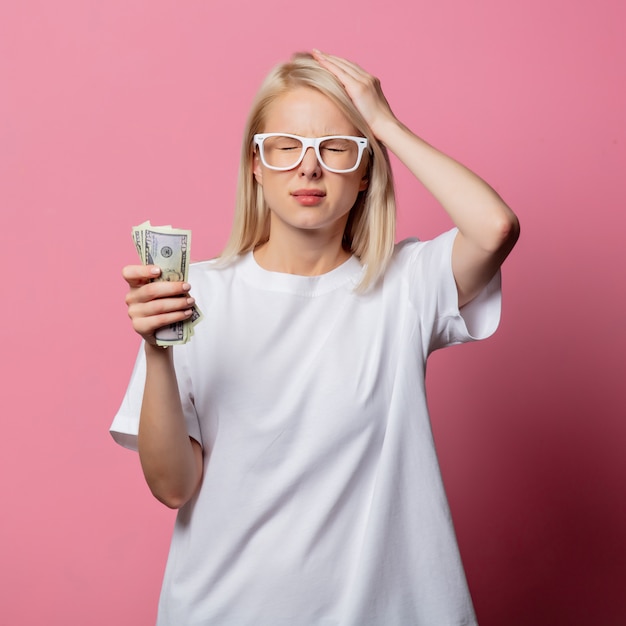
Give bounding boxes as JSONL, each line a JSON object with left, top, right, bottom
{"left": 131, "top": 221, "right": 204, "bottom": 346}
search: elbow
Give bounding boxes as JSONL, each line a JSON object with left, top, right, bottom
{"left": 502, "top": 212, "right": 521, "bottom": 252}
{"left": 146, "top": 469, "right": 202, "bottom": 509}
{"left": 485, "top": 210, "right": 520, "bottom": 255}
{"left": 159, "top": 497, "right": 188, "bottom": 511}
{"left": 139, "top": 439, "right": 203, "bottom": 510}
{"left": 152, "top": 486, "right": 195, "bottom": 510}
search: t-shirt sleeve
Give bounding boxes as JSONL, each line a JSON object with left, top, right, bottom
{"left": 404, "top": 228, "right": 502, "bottom": 354}
{"left": 109, "top": 342, "right": 203, "bottom": 451}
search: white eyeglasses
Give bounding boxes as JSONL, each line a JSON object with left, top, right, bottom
{"left": 253, "top": 133, "right": 370, "bottom": 173}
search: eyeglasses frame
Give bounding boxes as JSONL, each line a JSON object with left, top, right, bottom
{"left": 253, "top": 133, "right": 370, "bottom": 174}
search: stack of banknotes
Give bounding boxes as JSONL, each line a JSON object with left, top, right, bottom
{"left": 132, "top": 221, "right": 204, "bottom": 346}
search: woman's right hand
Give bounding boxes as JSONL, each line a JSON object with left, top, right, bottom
{"left": 122, "top": 264, "right": 195, "bottom": 345}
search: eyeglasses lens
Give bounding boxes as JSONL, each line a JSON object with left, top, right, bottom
{"left": 262, "top": 136, "right": 360, "bottom": 172}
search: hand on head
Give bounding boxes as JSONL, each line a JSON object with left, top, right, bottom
{"left": 311, "top": 50, "right": 396, "bottom": 137}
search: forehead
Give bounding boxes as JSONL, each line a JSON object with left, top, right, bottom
{"left": 261, "top": 87, "right": 358, "bottom": 136}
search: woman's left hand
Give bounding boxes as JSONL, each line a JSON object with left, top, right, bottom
{"left": 312, "top": 50, "right": 397, "bottom": 137}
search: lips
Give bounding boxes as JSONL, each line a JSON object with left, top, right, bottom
{"left": 291, "top": 188, "right": 326, "bottom": 207}
{"left": 292, "top": 189, "right": 326, "bottom": 197}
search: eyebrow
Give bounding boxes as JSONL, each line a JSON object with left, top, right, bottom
{"left": 269, "top": 130, "right": 359, "bottom": 137}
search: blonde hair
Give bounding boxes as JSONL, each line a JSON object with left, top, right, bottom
{"left": 219, "top": 52, "right": 397, "bottom": 292}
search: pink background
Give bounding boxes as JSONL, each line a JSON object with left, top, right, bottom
{"left": 1, "top": 1, "right": 624, "bottom": 624}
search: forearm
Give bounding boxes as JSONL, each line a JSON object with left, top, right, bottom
{"left": 138, "top": 344, "right": 202, "bottom": 508}
{"left": 374, "top": 117, "right": 519, "bottom": 251}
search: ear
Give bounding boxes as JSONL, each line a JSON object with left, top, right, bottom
{"left": 358, "top": 155, "right": 371, "bottom": 192}
{"left": 253, "top": 152, "right": 263, "bottom": 185}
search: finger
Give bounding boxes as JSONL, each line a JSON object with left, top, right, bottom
{"left": 313, "top": 49, "right": 360, "bottom": 71}
{"left": 122, "top": 264, "right": 161, "bottom": 287}
{"left": 129, "top": 294, "right": 195, "bottom": 319}
{"left": 313, "top": 51, "right": 382, "bottom": 111}
{"left": 312, "top": 50, "right": 369, "bottom": 83}
{"left": 125, "top": 280, "right": 192, "bottom": 306}
{"left": 131, "top": 307, "right": 194, "bottom": 339}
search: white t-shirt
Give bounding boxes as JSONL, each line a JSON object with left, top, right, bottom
{"left": 111, "top": 228, "right": 501, "bottom": 626}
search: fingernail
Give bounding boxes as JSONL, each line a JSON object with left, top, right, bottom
{"left": 150, "top": 267, "right": 160, "bottom": 275}
{"left": 182, "top": 283, "right": 191, "bottom": 291}
{"left": 186, "top": 297, "right": 195, "bottom": 305}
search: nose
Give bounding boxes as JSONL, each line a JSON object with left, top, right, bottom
{"left": 298, "top": 146, "right": 322, "bottom": 178}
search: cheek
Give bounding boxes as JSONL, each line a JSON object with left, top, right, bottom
{"left": 256, "top": 173, "right": 285, "bottom": 209}
{"left": 341, "top": 174, "right": 368, "bottom": 203}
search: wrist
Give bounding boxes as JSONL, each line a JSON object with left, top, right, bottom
{"left": 370, "top": 115, "right": 409, "bottom": 148}
{"left": 144, "top": 341, "right": 173, "bottom": 358}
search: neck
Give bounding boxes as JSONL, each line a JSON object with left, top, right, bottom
{"left": 254, "top": 230, "right": 350, "bottom": 276}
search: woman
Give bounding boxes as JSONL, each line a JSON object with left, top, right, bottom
{"left": 112, "top": 50, "right": 519, "bottom": 625}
